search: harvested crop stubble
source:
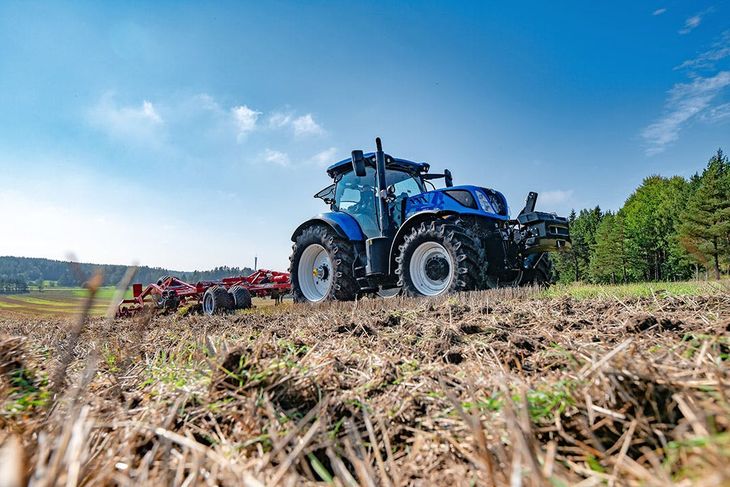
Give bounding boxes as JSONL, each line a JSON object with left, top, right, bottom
{"left": 0, "top": 286, "right": 729, "bottom": 486}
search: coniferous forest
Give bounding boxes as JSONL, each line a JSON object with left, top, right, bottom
{"left": 554, "top": 148, "right": 730, "bottom": 283}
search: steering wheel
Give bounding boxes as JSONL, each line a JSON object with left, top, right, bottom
{"left": 346, "top": 184, "right": 375, "bottom": 214}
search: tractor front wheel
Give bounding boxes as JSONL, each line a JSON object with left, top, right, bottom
{"left": 202, "top": 286, "right": 234, "bottom": 315}
{"left": 396, "top": 220, "right": 481, "bottom": 297}
{"left": 520, "top": 253, "right": 554, "bottom": 286}
{"left": 290, "top": 225, "right": 358, "bottom": 303}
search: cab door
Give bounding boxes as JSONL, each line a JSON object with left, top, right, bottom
{"left": 334, "top": 167, "right": 380, "bottom": 238}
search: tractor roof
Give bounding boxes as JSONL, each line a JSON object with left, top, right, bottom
{"left": 327, "top": 153, "right": 430, "bottom": 178}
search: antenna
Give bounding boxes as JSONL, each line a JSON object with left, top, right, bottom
{"left": 254, "top": 256, "right": 258, "bottom": 271}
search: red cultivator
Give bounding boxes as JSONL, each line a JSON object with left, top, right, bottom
{"left": 116, "top": 269, "right": 291, "bottom": 318}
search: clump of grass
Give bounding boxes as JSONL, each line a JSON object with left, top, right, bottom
{"left": 4, "top": 366, "right": 50, "bottom": 413}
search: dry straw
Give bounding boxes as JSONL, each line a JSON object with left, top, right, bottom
{"left": 0, "top": 281, "right": 729, "bottom": 485}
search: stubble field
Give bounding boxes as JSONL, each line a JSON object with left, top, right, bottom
{"left": 0, "top": 282, "right": 729, "bottom": 486}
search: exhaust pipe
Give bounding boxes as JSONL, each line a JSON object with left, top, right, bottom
{"left": 364, "top": 137, "right": 391, "bottom": 276}
{"left": 374, "top": 137, "right": 390, "bottom": 237}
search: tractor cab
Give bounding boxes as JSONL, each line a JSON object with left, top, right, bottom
{"left": 317, "top": 153, "right": 447, "bottom": 238}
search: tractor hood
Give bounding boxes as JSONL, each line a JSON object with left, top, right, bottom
{"left": 405, "top": 185, "right": 511, "bottom": 221}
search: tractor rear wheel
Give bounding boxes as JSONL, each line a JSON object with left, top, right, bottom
{"left": 202, "top": 286, "right": 234, "bottom": 315}
{"left": 396, "top": 219, "right": 481, "bottom": 297}
{"left": 290, "top": 225, "right": 358, "bottom": 303}
{"left": 229, "top": 285, "right": 253, "bottom": 309}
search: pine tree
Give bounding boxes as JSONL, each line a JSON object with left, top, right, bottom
{"left": 566, "top": 207, "right": 602, "bottom": 282}
{"left": 679, "top": 149, "right": 730, "bottom": 279}
{"left": 590, "top": 212, "right": 627, "bottom": 283}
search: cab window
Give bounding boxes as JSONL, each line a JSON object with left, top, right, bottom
{"left": 386, "top": 170, "right": 424, "bottom": 197}
{"left": 334, "top": 167, "right": 380, "bottom": 237}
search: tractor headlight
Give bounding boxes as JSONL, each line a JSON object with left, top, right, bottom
{"left": 476, "top": 191, "right": 494, "bottom": 213}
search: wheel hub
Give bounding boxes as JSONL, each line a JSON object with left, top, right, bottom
{"left": 313, "top": 263, "right": 330, "bottom": 281}
{"left": 424, "top": 255, "right": 449, "bottom": 281}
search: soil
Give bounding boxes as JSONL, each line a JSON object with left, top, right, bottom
{"left": 0, "top": 287, "right": 728, "bottom": 486}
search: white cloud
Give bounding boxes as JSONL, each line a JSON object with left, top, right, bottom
{"left": 676, "top": 31, "right": 730, "bottom": 71}
{"left": 231, "top": 105, "right": 261, "bottom": 139}
{"left": 700, "top": 102, "right": 730, "bottom": 122}
{"left": 642, "top": 71, "right": 730, "bottom": 155}
{"left": 195, "top": 93, "right": 223, "bottom": 112}
{"left": 268, "top": 111, "right": 293, "bottom": 128}
{"left": 88, "top": 94, "right": 163, "bottom": 143}
{"left": 652, "top": 8, "right": 666, "bottom": 16}
{"left": 679, "top": 9, "right": 712, "bottom": 35}
{"left": 263, "top": 148, "right": 290, "bottom": 167}
{"left": 643, "top": 31, "right": 730, "bottom": 155}
{"left": 292, "top": 114, "right": 324, "bottom": 136}
{"left": 266, "top": 111, "right": 325, "bottom": 137}
{"left": 310, "top": 147, "right": 338, "bottom": 167}
{"left": 141, "top": 101, "right": 162, "bottom": 123}
{"left": 538, "top": 189, "right": 574, "bottom": 206}
{"left": 679, "top": 15, "right": 701, "bottom": 34}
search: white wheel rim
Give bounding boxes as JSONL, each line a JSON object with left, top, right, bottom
{"left": 203, "top": 293, "right": 214, "bottom": 314}
{"left": 409, "top": 241, "right": 454, "bottom": 296}
{"left": 298, "top": 244, "right": 333, "bottom": 302}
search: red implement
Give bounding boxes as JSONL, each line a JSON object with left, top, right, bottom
{"left": 117, "top": 269, "right": 291, "bottom": 318}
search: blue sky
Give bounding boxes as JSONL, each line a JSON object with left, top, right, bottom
{"left": 1, "top": 1, "right": 728, "bottom": 271}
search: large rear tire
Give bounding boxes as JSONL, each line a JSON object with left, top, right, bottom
{"left": 202, "top": 286, "right": 234, "bottom": 315}
{"left": 289, "top": 225, "right": 358, "bottom": 303}
{"left": 396, "top": 219, "right": 481, "bottom": 297}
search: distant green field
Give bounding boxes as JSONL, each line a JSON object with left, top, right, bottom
{"left": 541, "top": 279, "right": 729, "bottom": 300}
{"left": 0, "top": 287, "right": 129, "bottom": 317}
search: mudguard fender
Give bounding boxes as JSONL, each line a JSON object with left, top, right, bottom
{"left": 291, "top": 212, "right": 365, "bottom": 242}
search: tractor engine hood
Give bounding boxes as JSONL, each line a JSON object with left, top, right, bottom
{"left": 405, "top": 185, "right": 511, "bottom": 221}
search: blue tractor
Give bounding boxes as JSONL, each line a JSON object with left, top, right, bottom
{"left": 290, "top": 138, "right": 571, "bottom": 302}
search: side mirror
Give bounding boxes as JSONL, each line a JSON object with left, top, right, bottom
{"left": 444, "top": 169, "right": 453, "bottom": 187}
{"left": 351, "top": 150, "right": 366, "bottom": 177}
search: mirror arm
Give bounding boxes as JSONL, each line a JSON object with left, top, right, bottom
{"left": 423, "top": 170, "right": 454, "bottom": 187}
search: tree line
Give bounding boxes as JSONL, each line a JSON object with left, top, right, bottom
{"left": 0, "top": 256, "right": 255, "bottom": 288}
{"left": 554, "top": 148, "right": 730, "bottom": 283}
{"left": 0, "top": 278, "right": 29, "bottom": 294}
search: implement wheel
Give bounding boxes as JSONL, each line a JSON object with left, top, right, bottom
{"left": 229, "top": 285, "right": 253, "bottom": 309}
{"left": 396, "top": 219, "right": 480, "bottom": 297}
{"left": 202, "top": 286, "right": 234, "bottom": 315}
